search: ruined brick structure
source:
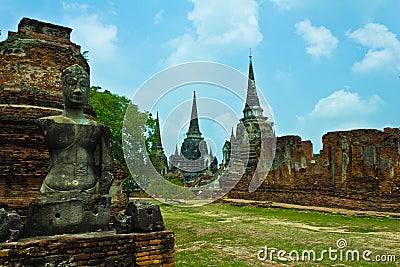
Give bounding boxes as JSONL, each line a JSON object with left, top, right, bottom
{"left": 0, "top": 18, "right": 126, "bottom": 216}
{"left": 169, "top": 91, "right": 218, "bottom": 185}
{"left": 219, "top": 55, "right": 275, "bottom": 193}
{"left": 0, "top": 230, "right": 175, "bottom": 266}
{"left": 228, "top": 130, "right": 400, "bottom": 212}
{"left": 0, "top": 19, "right": 175, "bottom": 267}
{"left": 223, "top": 56, "right": 400, "bottom": 212}
{"left": 149, "top": 112, "right": 169, "bottom": 176}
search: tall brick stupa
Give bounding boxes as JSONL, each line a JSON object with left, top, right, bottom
{"left": 0, "top": 18, "right": 92, "bottom": 213}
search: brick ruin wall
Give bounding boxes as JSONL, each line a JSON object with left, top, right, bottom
{"left": 0, "top": 19, "right": 174, "bottom": 267}
{"left": 2, "top": 18, "right": 399, "bottom": 217}
{"left": 0, "top": 18, "right": 127, "bottom": 217}
{"left": 228, "top": 129, "right": 400, "bottom": 212}
{"left": 0, "top": 230, "right": 175, "bottom": 267}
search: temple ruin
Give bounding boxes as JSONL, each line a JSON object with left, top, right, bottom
{"left": 0, "top": 18, "right": 174, "bottom": 267}
{"left": 222, "top": 57, "right": 400, "bottom": 212}
{"left": 169, "top": 91, "right": 218, "bottom": 185}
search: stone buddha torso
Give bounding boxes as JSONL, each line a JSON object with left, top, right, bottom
{"left": 38, "top": 116, "right": 103, "bottom": 193}
{"left": 25, "top": 64, "right": 114, "bottom": 237}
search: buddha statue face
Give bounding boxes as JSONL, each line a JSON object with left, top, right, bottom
{"left": 62, "top": 64, "right": 90, "bottom": 109}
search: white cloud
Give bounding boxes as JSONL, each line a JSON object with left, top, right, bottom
{"left": 162, "top": 0, "right": 263, "bottom": 66}
{"left": 346, "top": 23, "right": 400, "bottom": 73}
{"left": 308, "top": 89, "right": 383, "bottom": 119}
{"left": 62, "top": 2, "right": 90, "bottom": 12}
{"left": 295, "top": 19, "right": 338, "bottom": 58}
{"left": 269, "top": 0, "right": 305, "bottom": 10}
{"left": 269, "top": 0, "right": 292, "bottom": 9}
{"left": 296, "top": 89, "right": 383, "bottom": 152}
{"left": 65, "top": 14, "right": 118, "bottom": 63}
{"left": 154, "top": 9, "right": 165, "bottom": 25}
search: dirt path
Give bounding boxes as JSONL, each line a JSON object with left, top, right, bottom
{"left": 222, "top": 198, "right": 400, "bottom": 219}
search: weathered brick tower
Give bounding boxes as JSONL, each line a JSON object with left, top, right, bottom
{"left": 219, "top": 55, "right": 275, "bottom": 190}
{"left": 221, "top": 57, "right": 400, "bottom": 212}
{"left": 169, "top": 91, "right": 218, "bottom": 185}
{"left": 0, "top": 18, "right": 175, "bottom": 267}
{"left": 236, "top": 55, "right": 275, "bottom": 174}
{"left": 0, "top": 18, "right": 91, "bottom": 213}
{"left": 149, "top": 112, "right": 169, "bottom": 175}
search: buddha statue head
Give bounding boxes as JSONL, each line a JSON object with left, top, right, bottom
{"left": 61, "top": 64, "right": 90, "bottom": 110}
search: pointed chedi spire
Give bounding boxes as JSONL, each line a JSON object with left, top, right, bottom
{"left": 248, "top": 50, "right": 255, "bottom": 82}
{"left": 153, "top": 112, "right": 163, "bottom": 148}
{"left": 243, "top": 53, "right": 263, "bottom": 118}
{"left": 186, "top": 91, "right": 202, "bottom": 138}
{"left": 229, "top": 127, "right": 235, "bottom": 146}
{"left": 149, "top": 112, "right": 168, "bottom": 175}
{"left": 174, "top": 144, "right": 179, "bottom": 155}
{"left": 230, "top": 127, "right": 235, "bottom": 142}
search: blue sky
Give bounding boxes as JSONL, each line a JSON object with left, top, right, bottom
{"left": 1, "top": 0, "right": 400, "bottom": 161}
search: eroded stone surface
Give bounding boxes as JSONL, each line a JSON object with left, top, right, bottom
{"left": 0, "top": 230, "right": 175, "bottom": 267}
{"left": 25, "top": 64, "right": 114, "bottom": 236}
{"left": 0, "top": 208, "right": 23, "bottom": 242}
{"left": 25, "top": 193, "right": 111, "bottom": 236}
{"left": 123, "top": 200, "right": 165, "bottom": 233}
{"left": 114, "top": 212, "right": 132, "bottom": 234}
{"left": 0, "top": 18, "right": 128, "bottom": 219}
{"left": 0, "top": 18, "right": 92, "bottom": 216}
{"left": 228, "top": 129, "right": 400, "bottom": 212}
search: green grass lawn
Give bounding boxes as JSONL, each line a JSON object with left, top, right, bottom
{"left": 159, "top": 202, "right": 399, "bottom": 267}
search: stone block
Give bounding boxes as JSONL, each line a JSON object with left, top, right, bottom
{"left": 125, "top": 200, "right": 165, "bottom": 233}
{"left": 0, "top": 208, "right": 24, "bottom": 242}
{"left": 25, "top": 193, "right": 111, "bottom": 236}
{"left": 18, "top": 17, "right": 72, "bottom": 40}
{"left": 114, "top": 212, "right": 132, "bottom": 234}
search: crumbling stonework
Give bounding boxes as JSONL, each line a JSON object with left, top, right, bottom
{"left": 218, "top": 56, "right": 400, "bottom": 212}
{"left": 0, "top": 18, "right": 173, "bottom": 266}
{"left": 228, "top": 129, "right": 400, "bottom": 212}
{"left": 0, "top": 230, "right": 175, "bottom": 267}
{"left": 0, "top": 18, "right": 126, "bottom": 217}
{"left": 266, "top": 135, "right": 313, "bottom": 188}
{"left": 110, "top": 161, "right": 129, "bottom": 223}
{"left": 169, "top": 92, "right": 218, "bottom": 185}
{"left": 318, "top": 128, "right": 400, "bottom": 194}
{"left": 0, "top": 18, "right": 89, "bottom": 212}
{"left": 227, "top": 135, "right": 313, "bottom": 198}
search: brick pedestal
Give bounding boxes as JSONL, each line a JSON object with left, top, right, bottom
{"left": 0, "top": 230, "right": 174, "bottom": 267}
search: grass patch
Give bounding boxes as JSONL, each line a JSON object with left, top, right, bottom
{"left": 159, "top": 203, "right": 399, "bottom": 266}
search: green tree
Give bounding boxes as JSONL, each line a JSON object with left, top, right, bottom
{"left": 123, "top": 101, "right": 154, "bottom": 188}
{"left": 145, "top": 113, "right": 156, "bottom": 152}
{"left": 122, "top": 174, "right": 142, "bottom": 198}
{"left": 90, "top": 87, "right": 160, "bottom": 192}
{"left": 145, "top": 113, "right": 169, "bottom": 174}
{"left": 90, "top": 86, "right": 130, "bottom": 166}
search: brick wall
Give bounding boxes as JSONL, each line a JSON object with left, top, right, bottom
{"left": 110, "top": 161, "right": 129, "bottom": 223}
{"left": 0, "top": 18, "right": 89, "bottom": 210}
{"left": 0, "top": 18, "right": 126, "bottom": 216}
{"left": 319, "top": 129, "right": 400, "bottom": 194}
{"left": 228, "top": 130, "right": 400, "bottom": 212}
{"left": 0, "top": 230, "right": 175, "bottom": 267}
